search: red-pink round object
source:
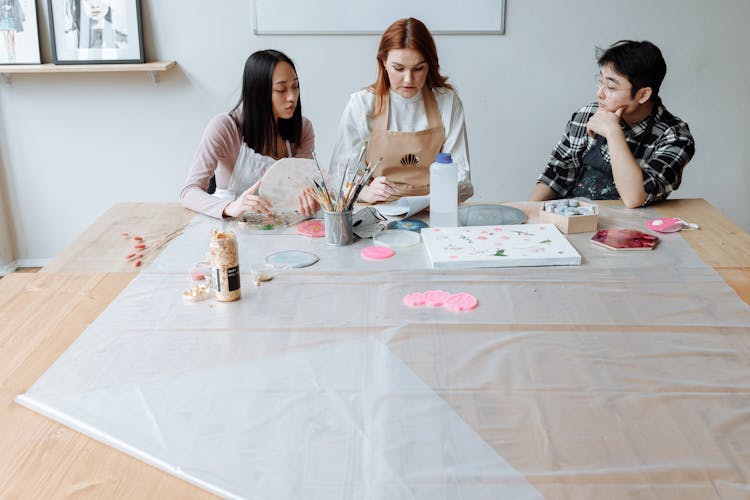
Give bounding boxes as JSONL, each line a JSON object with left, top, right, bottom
{"left": 361, "top": 246, "right": 395, "bottom": 260}
{"left": 297, "top": 219, "right": 326, "bottom": 237}
{"left": 423, "top": 289, "right": 452, "bottom": 307}
{"left": 403, "top": 292, "right": 426, "bottom": 307}
{"left": 444, "top": 292, "right": 478, "bottom": 312}
{"left": 646, "top": 217, "right": 683, "bottom": 233}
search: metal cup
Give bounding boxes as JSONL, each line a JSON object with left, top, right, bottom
{"left": 324, "top": 210, "right": 354, "bottom": 246}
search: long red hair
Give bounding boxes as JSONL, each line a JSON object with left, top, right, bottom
{"left": 369, "top": 18, "right": 452, "bottom": 117}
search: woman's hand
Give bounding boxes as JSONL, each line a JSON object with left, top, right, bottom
{"left": 357, "top": 176, "right": 399, "bottom": 204}
{"left": 296, "top": 188, "right": 319, "bottom": 217}
{"left": 222, "top": 180, "right": 273, "bottom": 218}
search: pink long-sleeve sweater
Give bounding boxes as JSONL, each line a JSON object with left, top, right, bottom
{"left": 180, "top": 112, "right": 315, "bottom": 219}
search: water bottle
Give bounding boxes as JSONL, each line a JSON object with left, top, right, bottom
{"left": 429, "top": 152, "right": 458, "bottom": 227}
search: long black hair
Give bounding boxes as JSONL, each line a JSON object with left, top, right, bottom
{"left": 232, "top": 50, "right": 303, "bottom": 158}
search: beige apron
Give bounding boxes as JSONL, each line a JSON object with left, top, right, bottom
{"left": 365, "top": 89, "right": 446, "bottom": 201}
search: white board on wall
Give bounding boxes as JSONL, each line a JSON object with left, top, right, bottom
{"left": 252, "top": 0, "right": 506, "bottom": 35}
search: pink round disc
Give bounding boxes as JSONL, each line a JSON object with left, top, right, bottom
{"left": 403, "top": 292, "right": 426, "bottom": 307}
{"left": 297, "top": 219, "right": 326, "bottom": 237}
{"left": 361, "top": 246, "right": 395, "bottom": 260}
{"left": 646, "top": 217, "right": 682, "bottom": 233}
{"left": 444, "top": 292, "right": 478, "bottom": 312}
{"left": 423, "top": 289, "right": 452, "bottom": 307}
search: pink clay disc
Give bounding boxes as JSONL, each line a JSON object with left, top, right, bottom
{"left": 403, "top": 292, "right": 426, "bottom": 307}
{"left": 646, "top": 217, "right": 683, "bottom": 233}
{"left": 423, "top": 289, "right": 452, "bottom": 307}
{"left": 297, "top": 219, "right": 326, "bottom": 237}
{"left": 444, "top": 292, "right": 478, "bottom": 312}
{"left": 361, "top": 245, "right": 395, "bottom": 260}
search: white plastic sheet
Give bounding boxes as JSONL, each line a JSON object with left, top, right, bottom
{"left": 17, "top": 206, "right": 750, "bottom": 499}
{"left": 19, "top": 336, "right": 542, "bottom": 499}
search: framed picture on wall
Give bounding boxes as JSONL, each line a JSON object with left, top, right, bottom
{"left": 0, "top": 0, "right": 42, "bottom": 64}
{"left": 48, "top": 0, "right": 144, "bottom": 64}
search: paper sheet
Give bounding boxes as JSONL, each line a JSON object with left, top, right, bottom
{"left": 421, "top": 224, "right": 582, "bottom": 269}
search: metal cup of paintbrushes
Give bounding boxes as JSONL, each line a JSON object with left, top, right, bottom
{"left": 323, "top": 210, "right": 354, "bottom": 246}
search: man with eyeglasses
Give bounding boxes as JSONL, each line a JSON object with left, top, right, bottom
{"left": 529, "top": 40, "right": 695, "bottom": 208}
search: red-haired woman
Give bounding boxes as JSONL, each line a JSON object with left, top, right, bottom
{"left": 330, "top": 17, "right": 473, "bottom": 204}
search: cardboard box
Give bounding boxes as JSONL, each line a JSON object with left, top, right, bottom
{"left": 539, "top": 200, "right": 598, "bottom": 234}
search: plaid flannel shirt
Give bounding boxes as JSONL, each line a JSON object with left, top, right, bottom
{"left": 538, "top": 101, "right": 695, "bottom": 204}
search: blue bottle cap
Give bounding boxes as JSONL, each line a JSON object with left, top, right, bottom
{"left": 435, "top": 152, "right": 453, "bottom": 164}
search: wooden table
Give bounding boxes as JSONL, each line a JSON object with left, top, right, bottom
{"left": 41, "top": 203, "right": 196, "bottom": 274}
{"left": 650, "top": 199, "right": 750, "bottom": 305}
{"left": 1, "top": 199, "right": 749, "bottom": 498}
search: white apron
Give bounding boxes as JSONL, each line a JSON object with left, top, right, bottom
{"left": 213, "top": 140, "right": 292, "bottom": 201}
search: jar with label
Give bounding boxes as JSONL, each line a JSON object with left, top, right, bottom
{"left": 209, "top": 229, "right": 241, "bottom": 301}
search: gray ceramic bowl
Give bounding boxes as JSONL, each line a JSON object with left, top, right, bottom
{"left": 457, "top": 205, "right": 527, "bottom": 226}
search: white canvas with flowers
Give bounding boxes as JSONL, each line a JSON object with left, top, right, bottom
{"left": 421, "top": 224, "right": 581, "bottom": 269}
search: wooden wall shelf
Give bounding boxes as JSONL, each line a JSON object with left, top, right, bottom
{"left": 0, "top": 61, "right": 176, "bottom": 85}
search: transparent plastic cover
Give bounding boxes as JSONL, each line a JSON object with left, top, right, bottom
{"left": 17, "top": 206, "right": 750, "bottom": 498}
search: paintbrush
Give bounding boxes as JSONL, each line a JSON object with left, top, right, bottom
{"left": 350, "top": 140, "right": 368, "bottom": 188}
{"left": 346, "top": 157, "right": 382, "bottom": 210}
{"left": 344, "top": 163, "right": 365, "bottom": 203}
{"left": 344, "top": 162, "right": 373, "bottom": 210}
{"left": 358, "top": 157, "right": 381, "bottom": 189}
{"left": 356, "top": 140, "right": 368, "bottom": 166}
{"left": 313, "top": 178, "right": 335, "bottom": 211}
{"left": 343, "top": 174, "right": 359, "bottom": 208}
{"left": 335, "top": 160, "right": 351, "bottom": 211}
{"left": 304, "top": 175, "right": 331, "bottom": 211}
{"left": 311, "top": 150, "right": 333, "bottom": 199}
{"left": 293, "top": 176, "right": 327, "bottom": 208}
{"left": 343, "top": 157, "right": 372, "bottom": 208}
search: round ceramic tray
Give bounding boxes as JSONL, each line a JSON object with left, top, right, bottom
{"left": 458, "top": 204, "right": 527, "bottom": 226}
{"left": 373, "top": 229, "right": 421, "bottom": 248}
{"left": 265, "top": 250, "right": 319, "bottom": 268}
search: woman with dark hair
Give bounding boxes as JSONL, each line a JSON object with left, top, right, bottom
{"left": 65, "top": 0, "right": 126, "bottom": 49}
{"left": 181, "top": 49, "right": 318, "bottom": 219}
{"left": 330, "top": 17, "right": 473, "bottom": 204}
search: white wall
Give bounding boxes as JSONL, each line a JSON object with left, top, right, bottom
{"left": 1, "top": 0, "right": 748, "bottom": 262}
{"left": 0, "top": 157, "right": 16, "bottom": 274}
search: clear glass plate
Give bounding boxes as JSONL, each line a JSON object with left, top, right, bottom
{"left": 265, "top": 250, "right": 320, "bottom": 268}
{"left": 373, "top": 229, "right": 421, "bottom": 248}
